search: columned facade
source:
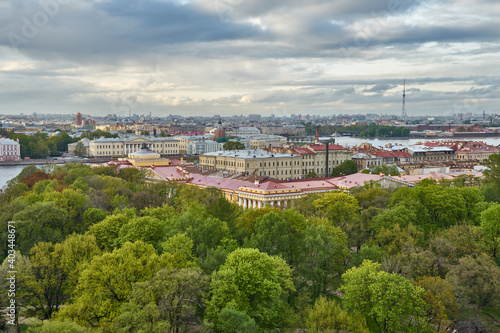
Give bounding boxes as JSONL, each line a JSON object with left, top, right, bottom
{"left": 236, "top": 189, "right": 303, "bottom": 209}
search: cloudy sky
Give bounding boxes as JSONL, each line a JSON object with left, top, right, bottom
{"left": 1, "top": 0, "right": 499, "bottom": 117}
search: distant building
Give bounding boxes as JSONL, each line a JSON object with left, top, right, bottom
{"left": 0, "top": 137, "right": 21, "bottom": 161}
{"left": 186, "top": 140, "right": 223, "bottom": 155}
{"left": 199, "top": 149, "right": 302, "bottom": 180}
{"left": 87, "top": 137, "right": 179, "bottom": 157}
{"left": 213, "top": 118, "right": 227, "bottom": 143}
{"left": 75, "top": 113, "right": 83, "bottom": 127}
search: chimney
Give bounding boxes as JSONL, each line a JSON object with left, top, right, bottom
{"left": 254, "top": 178, "right": 259, "bottom": 185}
{"left": 325, "top": 141, "right": 329, "bottom": 177}
{"left": 153, "top": 129, "right": 157, "bottom": 137}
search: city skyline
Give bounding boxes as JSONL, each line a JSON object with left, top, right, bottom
{"left": 1, "top": 0, "right": 499, "bottom": 117}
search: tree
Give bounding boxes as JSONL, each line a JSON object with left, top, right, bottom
{"left": 14, "top": 202, "right": 69, "bottom": 254}
{"left": 58, "top": 241, "right": 162, "bottom": 328}
{"left": 114, "top": 268, "right": 209, "bottom": 333}
{"left": 6, "top": 165, "right": 38, "bottom": 187}
{"left": 216, "top": 305, "right": 259, "bottom": 333}
{"left": 305, "top": 296, "right": 369, "bottom": 333}
{"left": 297, "top": 225, "right": 348, "bottom": 298}
{"left": 306, "top": 171, "right": 318, "bottom": 178}
{"left": 18, "top": 235, "right": 101, "bottom": 321}
{"left": 446, "top": 254, "right": 500, "bottom": 308}
{"left": 19, "top": 171, "right": 53, "bottom": 188}
{"left": 246, "top": 210, "right": 307, "bottom": 267}
{"left": 74, "top": 142, "right": 86, "bottom": 157}
{"left": 331, "top": 160, "right": 358, "bottom": 177}
{"left": 205, "top": 248, "right": 295, "bottom": 330}
{"left": 313, "top": 192, "right": 360, "bottom": 227}
{"left": 480, "top": 204, "right": 500, "bottom": 259}
{"left": 166, "top": 206, "right": 233, "bottom": 260}
{"left": 370, "top": 165, "right": 400, "bottom": 176}
{"left": 18, "top": 242, "right": 68, "bottom": 320}
{"left": 223, "top": 141, "right": 245, "bottom": 150}
{"left": 374, "top": 223, "right": 423, "bottom": 255}
{"left": 340, "top": 260, "right": 429, "bottom": 333}
{"left": 116, "top": 216, "right": 169, "bottom": 250}
{"left": 26, "top": 320, "right": 86, "bottom": 333}
{"left": 86, "top": 212, "right": 134, "bottom": 249}
{"left": 482, "top": 153, "right": 500, "bottom": 196}
{"left": 415, "top": 276, "right": 458, "bottom": 332}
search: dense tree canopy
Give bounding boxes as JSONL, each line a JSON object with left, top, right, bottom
{"left": 0, "top": 162, "right": 499, "bottom": 332}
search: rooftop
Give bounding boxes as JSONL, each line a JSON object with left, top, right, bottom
{"left": 203, "top": 149, "right": 299, "bottom": 159}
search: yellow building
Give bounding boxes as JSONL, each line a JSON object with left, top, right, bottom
{"left": 199, "top": 149, "right": 303, "bottom": 181}
{"left": 127, "top": 145, "right": 171, "bottom": 167}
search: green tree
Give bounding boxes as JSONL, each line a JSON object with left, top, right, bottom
{"left": 14, "top": 202, "right": 69, "bottom": 254}
{"left": 26, "top": 320, "right": 86, "bottom": 333}
{"left": 167, "top": 206, "right": 233, "bottom": 260}
{"left": 415, "top": 276, "right": 458, "bottom": 332}
{"left": 58, "top": 241, "right": 162, "bottom": 328}
{"left": 313, "top": 192, "right": 360, "bottom": 227}
{"left": 246, "top": 210, "right": 307, "bottom": 266}
{"left": 205, "top": 248, "right": 295, "bottom": 330}
{"left": 223, "top": 141, "right": 245, "bottom": 150}
{"left": 18, "top": 242, "right": 68, "bottom": 319}
{"left": 114, "top": 268, "right": 208, "bottom": 333}
{"left": 306, "top": 171, "right": 319, "bottom": 178}
{"left": 297, "top": 224, "right": 348, "bottom": 298}
{"left": 482, "top": 153, "right": 500, "bottom": 197}
{"left": 305, "top": 296, "right": 369, "bottom": 333}
{"left": 18, "top": 235, "right": 101, "bottom": 321}
{"left": 216, "top": 305, "right": 259, "bottom": 333}
{"left": 87, "top": 212, "right": 135, "bottom": 250}
{"left": 340, "top": 260, "right": 429, "bottom": 333}
{"left": 480, "top": 204, "right": 500, "bottom": 259}
{"left": 446, "top": 253, "right": 500, "bottom": 308}
{"left": 374, "top": 223, "right": 423, "bottom": 255}
{"left": 116, "top": 216, "right": 169, "bottom": 250}
{"left": 331, "top": 159, "right": 358, "bottom": 177}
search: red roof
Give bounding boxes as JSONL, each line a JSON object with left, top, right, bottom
{"left": 293, "top": 148, "right": 315, "bottom": 154}
{"left": 374, "top": 151, "right": 395, "bottom": 157}
{"left": 309, "top": 144, "right": 347, "bottom": 151}
{"left": 394, "top": 151, "right": 412, "bottom": 157}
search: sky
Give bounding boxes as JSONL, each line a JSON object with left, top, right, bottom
{"left": 1, "top": 0, "right": 499, "bottom": 117}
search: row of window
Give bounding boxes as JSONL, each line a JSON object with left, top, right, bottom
{"left": 96, "top": 143, "right": 178, "bottom": 149}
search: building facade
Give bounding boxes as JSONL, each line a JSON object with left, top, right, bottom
{"left": 88, "top": 137, "right": 179, "bottom": 157}
{"left": 186, "top": 140, "right": 223, "bottom": 155}
{"left": 199, "top": 149, "right": 303, "bottom": 180}
{"left": 0, "top": 137, "right": 21, "bottom": 161}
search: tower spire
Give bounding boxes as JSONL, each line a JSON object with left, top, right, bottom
{"left": 402, "top": 79, "right": 406, "bottom": 122}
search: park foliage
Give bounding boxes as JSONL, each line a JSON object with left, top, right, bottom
{"left": 1, "top": 157, "right": 500, "bottom": 332}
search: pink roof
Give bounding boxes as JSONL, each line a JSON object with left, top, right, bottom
{"left": 242, "top": 181, "right": 291, "bottom": 191}
{"left": 328, "top": 173, "right": 382, "bottom": 188}
{"left": 188, "top": 174, "right": 252, "bottom": 192}
{"left": 151, "top": 166, "right": 187, "bottom": 180}
{"left": 395, "top": 171, "right": 484, "bottom": 184}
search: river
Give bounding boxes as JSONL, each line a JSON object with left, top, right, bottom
{"left": 0, "top": 165, "right": 30, "bottom": 190}
{"left": 322, "top": 136, "right": 500, "bottom": 147}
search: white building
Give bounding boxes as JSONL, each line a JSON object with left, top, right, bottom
{"left": 0, "top": 137, "right": 21, "bottom": 161}
{"left": 88, "top": 136, "right": 179, "bottom": 157}
{"left": 186, "top": 140, "right": 223, "bottom": 155}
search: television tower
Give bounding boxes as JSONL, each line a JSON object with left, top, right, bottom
{"left": 402, "top": 79, "right": 406, "bottom": 122}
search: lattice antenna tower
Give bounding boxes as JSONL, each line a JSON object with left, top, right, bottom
{"left": 402, "top": 79, "right": 406, "bottom": 122}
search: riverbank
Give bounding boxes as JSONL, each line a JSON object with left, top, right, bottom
{"left": 0, "top": 157, "right": 113, "bottom": 166}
